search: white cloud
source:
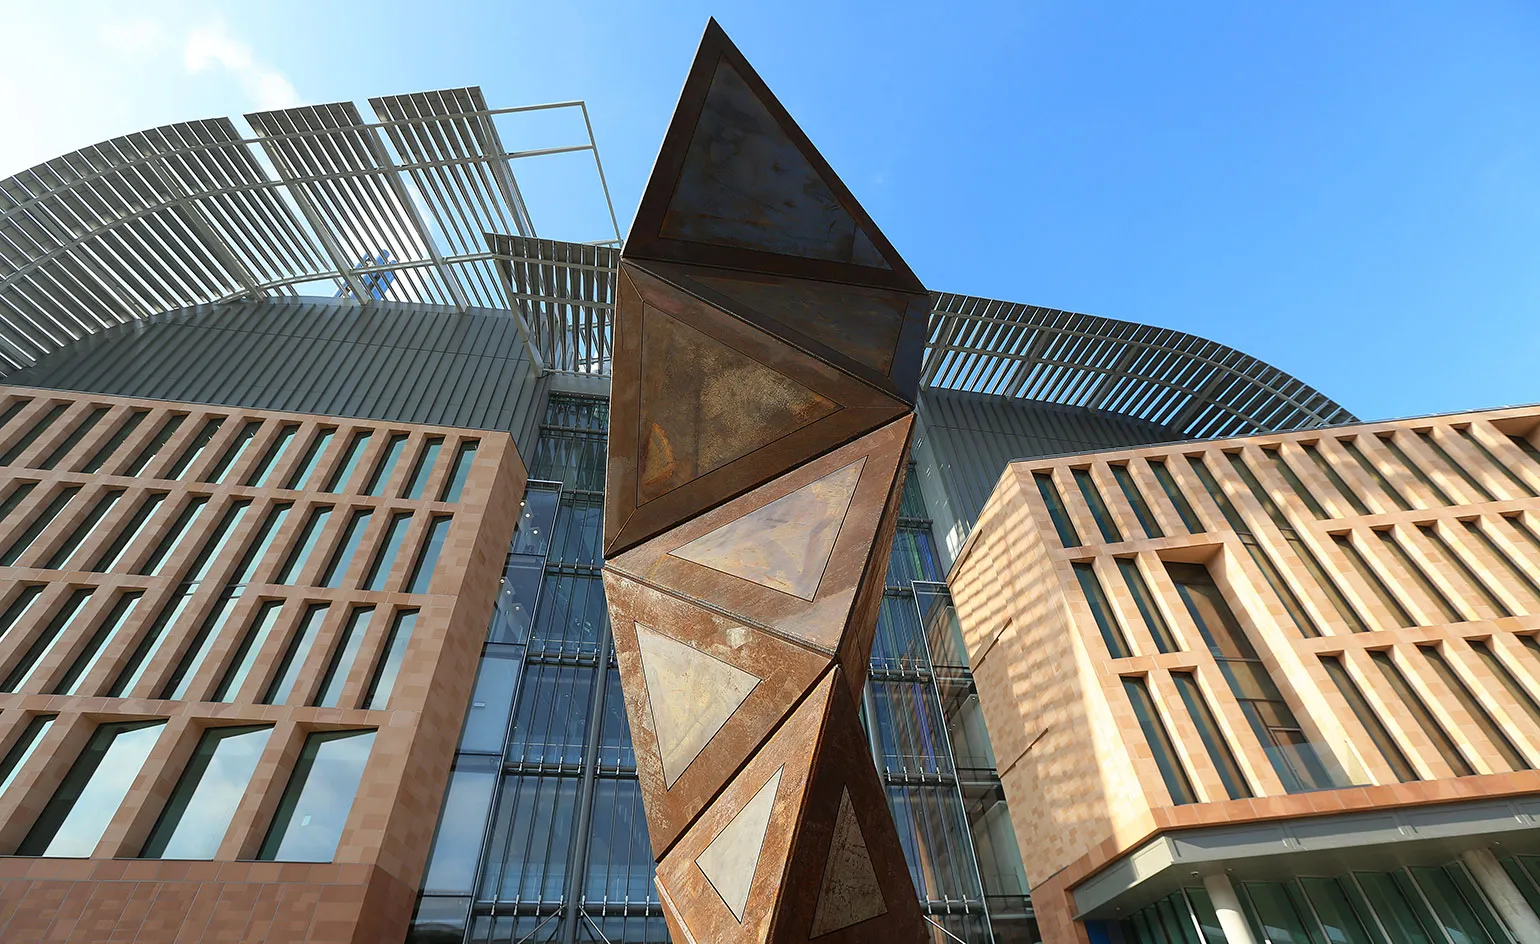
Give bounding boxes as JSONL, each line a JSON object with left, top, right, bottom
{"left": 184, "top": 22, "right": 299, "bottom": 111}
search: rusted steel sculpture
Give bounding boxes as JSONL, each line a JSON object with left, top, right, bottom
{"left": 602, "top": 20, "right": 930, "bottom": 942}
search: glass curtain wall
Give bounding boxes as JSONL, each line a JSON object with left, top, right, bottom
{"left": 408, "top": 396, "right": 1035, "bottom": 944}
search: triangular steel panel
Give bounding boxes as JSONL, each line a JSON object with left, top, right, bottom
{"left": 624, "top": 19, "right": 925, "bottom": 295}
{"left": 604, "top": 262, "right": 908, "bottom": 558}
{"left": 604, "top": 568, "right": 832, "bottom": 858}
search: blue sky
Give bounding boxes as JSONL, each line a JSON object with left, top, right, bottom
{"left": 3, "top": 1, "right": 1537, "bottom": 422}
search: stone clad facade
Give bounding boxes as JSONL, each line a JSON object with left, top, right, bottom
{"left": 0, "top": 386, "right": 524, "bottom": 943}
{"left": 951, "top": 404, "right": 1540, "bottom": 943}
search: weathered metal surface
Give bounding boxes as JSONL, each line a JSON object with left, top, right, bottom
{"left": 604, "top": 17, "right": 928, "bottom": 941}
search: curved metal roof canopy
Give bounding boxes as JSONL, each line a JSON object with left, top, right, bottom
{"left": 0, "top": 87, "right": 1354, "bottom": 436}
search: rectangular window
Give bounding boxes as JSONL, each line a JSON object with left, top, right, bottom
{"left": 1463, "top": 519, "right": 1540, "bottom": 601}
{"left": 203, "top": 420, "right": 263, "bottom": 484}
{"left": 38, "top": 405, "right": 110, "bottom": 471}
{"left": 1171, "top": 671, "right": 1252, "bottom": 799}
{"left": 0, "top": 585, "right": 45, "bottom": 642}
{"left": 141, "top": 725, "right": 273, "bottom": 860}
{"left": 263, "top": 603, "right": 329, "bottom": 705}
{"left": 1341, "top": 438, "right": 1413, "bottom": 511}
{"left": 230, "top": 502, "right": 292, "bottom": 585}
{"left": 135, "top": 496, "right": 210, "bottom": 576}
{"left": 0, "top": 397, "right": 32, "bottom": 433}
{"left": 405, "top": 515, "right": 452, "bottom": 594}
{"left": 1467, "top": 639, "right": 1540, "bottom": 731}
{"left": 1072, "top": 468, "right": 1123, "bottom": 543}
{"left": 1375, "top": 528, "right": 1463, "bottom": 624}
{"left": 1505, "top": 514, "right": 1540, "bottom": 558}
{"left": 164, "top": 418, "right": 224, "bottom": 480}
{"left": 1147, "top": 458, "right": 1204, "bottom": 533}
{"left": 274, "top": 506, "right": 333, "bottom": 585}
{"left": 0, "top": 402, "right": 68, "bottom": 465}
{"left": 1073, "top": 562, "right": 1131, "bottom": 658}
{"left": 1122, "top": 676, "right": 1197, "bottom": 804}
{"left": 0, "top": 481, "right": 37, "bottom": 523}
{"left": 312, "top": 606, "right": 374, "bottom": 708}
{"left": 54, "top": 591, "right": 144, "bottom": 696}
{"left": 212, "top": 600, "right": 284, "bottom": 702}
{"left": 1332, "top": 533, "right": 1415, "bottom": 628}
{"left": 110, "top": 588, "right": 195, "bottom": 697}
{"left": 1320, "top": 655, "right": 1418, "bottom": 782}
{"left": 80, "top": 409, "right": 147, "bottom": 474}
{"left": 1377, "top": 433, "right": 1454, "bottom": 504}
{"left": 324, "top": 431, "right": 372, "bottom": 492}
{"left": 364, "top": 433, "right": 408, "bottom": 496}
{"left": 1420, "top": 645, "right": 1529, "bottom": 771}
{"left": 91, "top": 492, "right": 166, "bottom": 573}
{"left": 1110, "top": 464, "right": 1162, "bottom": 538}
{"left": 2, "top": 588, "right": 93, "bottom": 692}
{"left": 123, "top": 413, "right": 187, "bottom": 476}
{"left": 0, "top": 485, "right": 81, "bottom": 566}
{"left": 362, "top": 512, "right": 413, "bottom": 591}
{"left": 0, "top": 715, "right": 55, "bottom": 798}
{"left": 1459, "top": 426, "right": 1534, "bottom": 496}
{"left": 1300, "top": 441, "right": 1372, "bottom": 515}
{"left": 18, "top": 720, "right": 166, "bottom": 857}
{"left": 184, "top": 499, "right": 252, "bottom": 584}
{"left": 257, "top": 729, "right": 375, "bottom": 862}
{"left": 1033, "top": 472, "right": 1080, "bottom": 547}
{"left": 363, "top": 609, "right": 417, "bottom": 709}
{"left": 161, "top": 590, "right": 241, "bottom": 700}
{"left": 440, "top": 441, "right": 479, "bottom": 503}
{"left": 284, "top": 427, "right": 336, "bottom": 490}
{"left": 44, "top": 488, "right": 123, "bottom": 569}
{"left": 1417, "top": 430, "right": 1496, "bottom": 502}
{"left": 1417, "top": 523, "right": 1511, "bottom": 617}
{"left": 1116, "top": 557, "right": 1179, "bottom": 653}
{"left": 319, "top": 509, "right": 372, "bottom": 588}
{"left": 403, "top": 437, "right": 444, "bottom": 500}
{"left": 1261, "top": 446, "right": 1329, "bottom": 519}
{"left": 245, "top": 423, "right": 298, "bottom": 487}
{"left": 1369, "top": 650, "right": 1474, "bottom": 776}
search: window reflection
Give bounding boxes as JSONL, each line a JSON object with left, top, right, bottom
{"left": 142, "top": 725, "right": 272, "bottom": 859}
{"left": 259, "top": 729, "right": 376, "bottom": 862}
{"left": 20, "top": 720, "right": 166, "bottom": 856}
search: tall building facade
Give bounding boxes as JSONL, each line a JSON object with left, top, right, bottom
{"left": 951, "top": 405, "right": 1540, "bottom": 944}
{"left": 0, "top": 87, "right": 1355, "bottom": 943}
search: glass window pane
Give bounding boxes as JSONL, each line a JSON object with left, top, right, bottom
{"left": 203, "top": 420, "right": 262, "bottom": 484}
{"left": 406, "top": 516, "right": 452, "bottom": 594}
{"left": 91, "top": 492, "right": 167, "bottom": 573}
{"left": 231, "top": 502, "right": 292, "bottom": 586}
{"left": 1118, "top": 557, "right": 1179, "bottom": 653}
{"left": 214, "top": 600, "right": 284, "bottom": 702}
{"left": 39, "top": 406, "right": 110, "bottom": 471}
{"left": 511, "top": 486, "right": 560, "bottom": 557}
{"left": 110, "top": 587, "right": 195, "bottom": 697}
{"left": 3, "top": 588, "right": 93, "bottom": 692}
{"left": 441, "top": 441, "right": 479, "bottom": 503}
{"left": 506, "top": 663, "right": 594, "bottom": 766}
{"left": 165, "top": 418, "right": 224, "bottom": 479}
{"left": 1240, "top": 882, "right": 1318, "bottom": 944}
{"left": 0, "top": 715, "right": 55, "bottom": 799}
{"left": 0, "top": 485, "right": 82, "bottom": 566}
{"left": 263, "top": 603, "right": 329, "bottom": 705}
{"left": 1297, "top": 876, "right": 1378, "bottom": 944}
{"left": 19, "top": 720, "right": 166, "bottom": 856}
{"left": 0, "top": 402, "right": 68, "bottom": 465}
{"left": 80, "top": 409, "right": 147, "bottom": 474}
{"left": 1408, "top": 866, "right": 1503, "bottom": 944}
{"left": 1034, "top": 472, "right": 1081, "bottom": 547}
{"left": 135, "top": 495, "right": 210, "bottom": 577}
{"left": 1074, "top": 562, "right": 1131, "bottom": 658}
{"left": 1123, "top": 676, "right": 1198, "bottom": 804}
{"left": 1262, "top": 447, "right": 1329, "bottom": 519}
{"left": 185, "top": 499, "right": 253, "bottom": 583}
{"left": 1321, "top": 655, "right": 1419, "bottom": 783}
{"left": 275, "top": 506, "right": 333, "bottom": 585}
{"left": 582, "top": 777, "right": 657, "bottom": 907}
{"left": 596, "top": 666, "right": 635, "bottom": 771}
{"left": 459, "top": 645, "right": 521, "bottom": 753}
{"left": 124, "top": 413, "right": 187, "bottom": 476}
{"left": 258, "top": 730, "right": 376, "bottom": 862}
{"left": 364, "top": 434, "right": 408, "bottom": 497}
{"left": 54, "top": 591, "right": 144, "bottom": 696}
{"left": 1074, "top": 468, "right": 1123, "bottom": 543}
{"left": 1369, "top": 651, "right": 1474, "bottom": 776}
{"left": 363, "top": 513, "right": 413, "bottom": 591}
{"left": 1303, "top": 442, "right": 1373, "bottom": 515}
{"left": 142, "top": 725, "right": 273, "bottom": 859}
{"left": 44, "top": 488, "right": 123, "bottom": 569}
{"left": 325, "top": 432, "right": 372, "bottom": 492}
{"left": 284, "top": 428, "right": 336, "bottom": 490}
{"left": 1352, "top": 870, "right": 1440, "bottom": 944}
{"left": 0, "top": 585, "right": 45, "bottom": 637}
{"left": 479, "top": 773, "right": 578, "bottom": 903}
{"left": 161, "top": 590, "right": 242, "bottom": 700}
{"left": 1149, "top": 458, "right": 1205, "bottom": 533}
{"left": 313, "top": 606, "right": 374, "bottom": 708}
{"left": 364, "top": 609, "right": 417, "bottom": 709}
{"left": 1172, "top": 671, "right": 1252, "bottom": 799}
{"left": 0, "top": 481, "right": 37, "bottom": 524}
{"left": 420, "top": 756, "right": 497, "bottom": 895}
{"left": 320, "top": 509, "right": 372, "bottom": 588}
{"left": 404, "top": 438, "right": 444, "bottom": 500}
{"left": 1419, "top": 645, "right": 1529, "bottom": 771}
{"left": 245, "top": 424, "right": 299, "bottom": 487}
